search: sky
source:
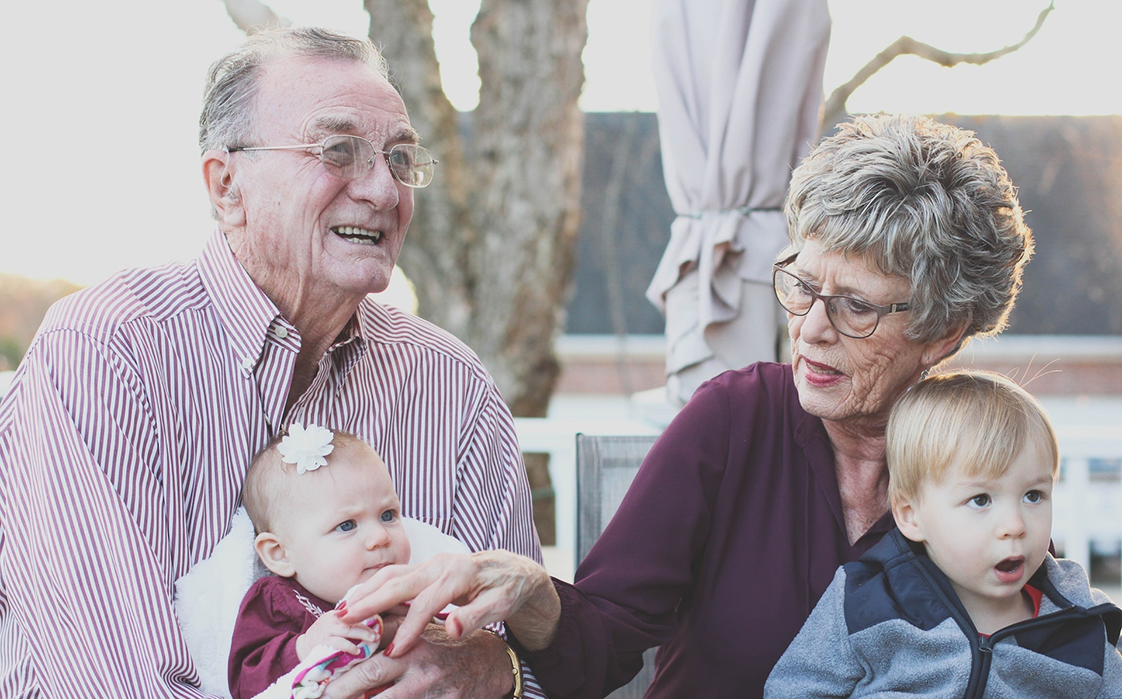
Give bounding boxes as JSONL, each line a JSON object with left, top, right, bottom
{"left": 2, "top": 0, "right": 1118, "bottom": 286}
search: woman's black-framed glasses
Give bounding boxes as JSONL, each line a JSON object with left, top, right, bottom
{"left": 228, "top": 134, "right": 438, "bottom": 188}
{"left": 772, "top": 254, "right": 910, "bottom": 339}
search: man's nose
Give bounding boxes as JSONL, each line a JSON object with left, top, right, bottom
{"left": 348, "top": 155, "right": 401, "bottom": 210}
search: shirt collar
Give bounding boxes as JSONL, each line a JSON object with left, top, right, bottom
{"left": 330, "top": 305, "right": 367, "bottom": 381}
{"left": 197, "top": 229, "right": 283, "bottom": 374}
{"left": 197, "top": 229, "right": 371, "bottom": 381}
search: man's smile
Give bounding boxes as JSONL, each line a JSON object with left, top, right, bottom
{"left": 333, "top": 226, "right": 383, "bottom": 244}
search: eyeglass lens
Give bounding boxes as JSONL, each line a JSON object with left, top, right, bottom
{"left": 320, "top": 135, "right": 436, "bottom": 187}
{"left": 773, "top": 267, "right": 881, "bottom": 338}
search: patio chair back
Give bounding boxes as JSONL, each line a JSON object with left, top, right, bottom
{"left": 575, "top": 433, "right": 659, "bottom": 699}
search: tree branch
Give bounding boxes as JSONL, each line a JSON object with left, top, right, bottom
{"left": 221, "top": 0, "right": 289, "bottom": 35}
{"left": 822, "top": 0, "right": 1054, "bottom": 130}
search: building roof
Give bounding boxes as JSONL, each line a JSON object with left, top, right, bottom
{"left": 566, "top": 113, "right": 1122, "bottom": 336}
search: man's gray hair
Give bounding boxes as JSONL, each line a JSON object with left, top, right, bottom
{"left": 785, "top": 114, "right": 1034, "bottom": 356}
{"left": 198, "top": 27, "right": 390, "bottom": 153}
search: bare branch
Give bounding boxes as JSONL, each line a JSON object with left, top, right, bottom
{"left": 822, "top": 1, "right": 1054, "bottom": 129}
{"left": 221, "top": 0, "right": 289, "bottom": 35}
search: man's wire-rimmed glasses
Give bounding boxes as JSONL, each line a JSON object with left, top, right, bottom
{"left": 772, "top": 254, "right": 910, "bottom": 339}
{"left": 228, "top": 134, "right": 438, "bottom": 188}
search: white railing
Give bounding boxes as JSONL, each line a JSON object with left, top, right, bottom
{"left": 516, "top": 413, "right": 1122, "bottom": 581}
{"left": 1051, "top": 424, "right": 1122, "bottom": 571}
{"left": 3, "top": 370, "right": 1117, "bottom": 580}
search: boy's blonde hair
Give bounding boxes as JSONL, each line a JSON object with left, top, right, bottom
{"left": 242, "top": 429, "right": 369, "bottom": 534}
{"left": 887, "top": 370, "right": 1060, "bottom": 506}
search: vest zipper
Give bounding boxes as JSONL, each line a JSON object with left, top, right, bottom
{"left": 906, "top": 555, "right": 1113, "bottom": 697}
{"left": 971, "top": 636, "right": 993, "bottom": 698}
{"left": 907, "top": 561, "right": 988, "bottom": 698}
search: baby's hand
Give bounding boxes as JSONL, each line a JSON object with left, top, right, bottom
{"left": 296, "top": 610, "right": 381, "bottom": 660}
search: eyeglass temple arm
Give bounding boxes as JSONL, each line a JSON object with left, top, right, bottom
{"left": 228, "top": 144, "right": 319, "bottom": 153}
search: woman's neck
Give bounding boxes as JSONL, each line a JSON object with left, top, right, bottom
{"left": 824, "top": 418, "right": 891, "bottom": 545}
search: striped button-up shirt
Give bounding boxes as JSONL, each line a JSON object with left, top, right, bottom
{"left": 0, "top": 231, "right": 542, "bottom": 697}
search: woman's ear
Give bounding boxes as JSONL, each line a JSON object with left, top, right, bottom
{"left": 921, "top": 321, "right": 969, "bottom": 369}
{"left": 202, "top": 149, "right": 246, "bottom": 227}
{"left": 892, "top": 496, "right": 926, "bottom": 543}
{"left": 254, "top": 532, "right": 296, "bottom": 577}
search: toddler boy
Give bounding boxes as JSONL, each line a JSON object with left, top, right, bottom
{"left": 766, "top": 371, "right": 1122, "bottom": 698}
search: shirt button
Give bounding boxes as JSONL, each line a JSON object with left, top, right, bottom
{"left": 240, "top": 357, "right": 255, "bottom": 372}
{"left": 273, "top": 326, "right": 289, "bottom": 339}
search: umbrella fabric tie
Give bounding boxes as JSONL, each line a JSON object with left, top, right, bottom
{"left": 675, "top": 205, "right": 782, "bottom": 220}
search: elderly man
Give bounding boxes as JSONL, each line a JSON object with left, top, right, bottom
{"left": 0, "top": 28, "right": 540, "bottom": 698}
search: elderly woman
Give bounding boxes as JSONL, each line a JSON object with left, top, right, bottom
{"left": 334, "top": 114, "right": 1034, "bottom": 699}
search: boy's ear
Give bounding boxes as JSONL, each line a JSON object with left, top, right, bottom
{"left": 254, "top": 532, "right": 296, "bottom": 577}
{"left": 892, "top": 497, "right": 926, "bottom": 543}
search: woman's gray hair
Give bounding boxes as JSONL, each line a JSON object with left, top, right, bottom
{"left": 198, "top": 27, "right": 390, "bottom": 153}
{"left": 784, "top": 114, "right": 1033, "bottom": 356}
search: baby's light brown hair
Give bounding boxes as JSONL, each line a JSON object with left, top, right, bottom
{"left": 242, "top": 429, "right": 370, "bottom": 534}
{"left": 887, "top": 370, "right": 1060, "bottom": 508}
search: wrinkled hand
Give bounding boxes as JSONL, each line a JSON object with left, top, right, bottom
{"left": 338, "top": 550, "right": 560, "bottom": 656}
{"left": 297, "top": 609, "right": 382, "bottom": 660}
{"left": 322, "top": 624, "right": 511, "bottom": 699}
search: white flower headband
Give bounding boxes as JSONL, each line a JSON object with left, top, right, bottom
{"left": 277, "top": 422, "right": 335, "bottom": 474}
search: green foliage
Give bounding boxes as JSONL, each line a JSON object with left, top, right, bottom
{"left": 0, "top": 337, "right": 23, "bottom": 372}
{"left": 0, "top": 274, "right": 81, "bottom": 371}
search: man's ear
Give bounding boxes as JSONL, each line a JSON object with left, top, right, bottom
{"left": 254, "top": 532, "right": 296, "bottom": 577}
{"left": 892, "top": 496, "right": 926, "bottom": 543}
{"left": 202, "top": 149, "right": 246, "bottom": 227}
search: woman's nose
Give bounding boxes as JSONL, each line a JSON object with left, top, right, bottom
{"left": 796, "top": 297, "right": 838, "bottom": 344}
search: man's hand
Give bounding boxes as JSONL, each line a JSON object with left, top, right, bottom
{"left": 297, "top": 609, "right": 383, "bottom": 660}
{"left": 323, "top": 624, "right": 513, "bottom": 699}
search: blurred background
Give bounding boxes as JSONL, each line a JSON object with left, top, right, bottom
{"left": 1, "top": 0, "right": 1119, "bottom": 595}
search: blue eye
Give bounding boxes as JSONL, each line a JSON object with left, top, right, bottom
{"left": 380, "top": 510, "right": 396, "bottom": 523}
{"left": 388, "top": 148, "right": 414, "bottom": 169}
{"left": 335, "top": 520, "right": 357, "bottom": 533}
{"left": 320, "top": 135, "right": 360, "bottom": 168}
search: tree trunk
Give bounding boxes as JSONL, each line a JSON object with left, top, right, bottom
{"left": 365, "top": 0, "right": 588, "bottom": 422}
{"left": 364, "top": 0, "right": 588, "bottom": 545}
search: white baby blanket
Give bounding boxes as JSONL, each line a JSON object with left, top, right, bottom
{"left": 173, "top": 508, "right": 468, "bottom": 698}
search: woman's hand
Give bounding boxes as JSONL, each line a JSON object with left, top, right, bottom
{"left": 338, "top": 550, "right": 561, "bottom": 656}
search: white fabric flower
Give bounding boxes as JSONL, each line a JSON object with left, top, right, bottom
{"left": 277, "top": 423, "right": 335, "bottom": 474}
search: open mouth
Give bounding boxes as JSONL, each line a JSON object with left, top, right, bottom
{"left": 333, "top": 226, "right": 383, "bottom": 244}
{"left": 806, "top": 359, "right": 842, "bottom": 376}
{"left": 994, "top": 556, "right": 1025, "bottom": 582}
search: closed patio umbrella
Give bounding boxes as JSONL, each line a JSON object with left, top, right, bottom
{"left": 646, "top": 0, "right": 831, "bottom": 405}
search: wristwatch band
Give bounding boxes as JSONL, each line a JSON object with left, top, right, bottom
{"left": 487, "top": 629, "right": 524, "bottom": 699}
{"left": 501, "top": 640, "right": 524, "bottom": 699}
